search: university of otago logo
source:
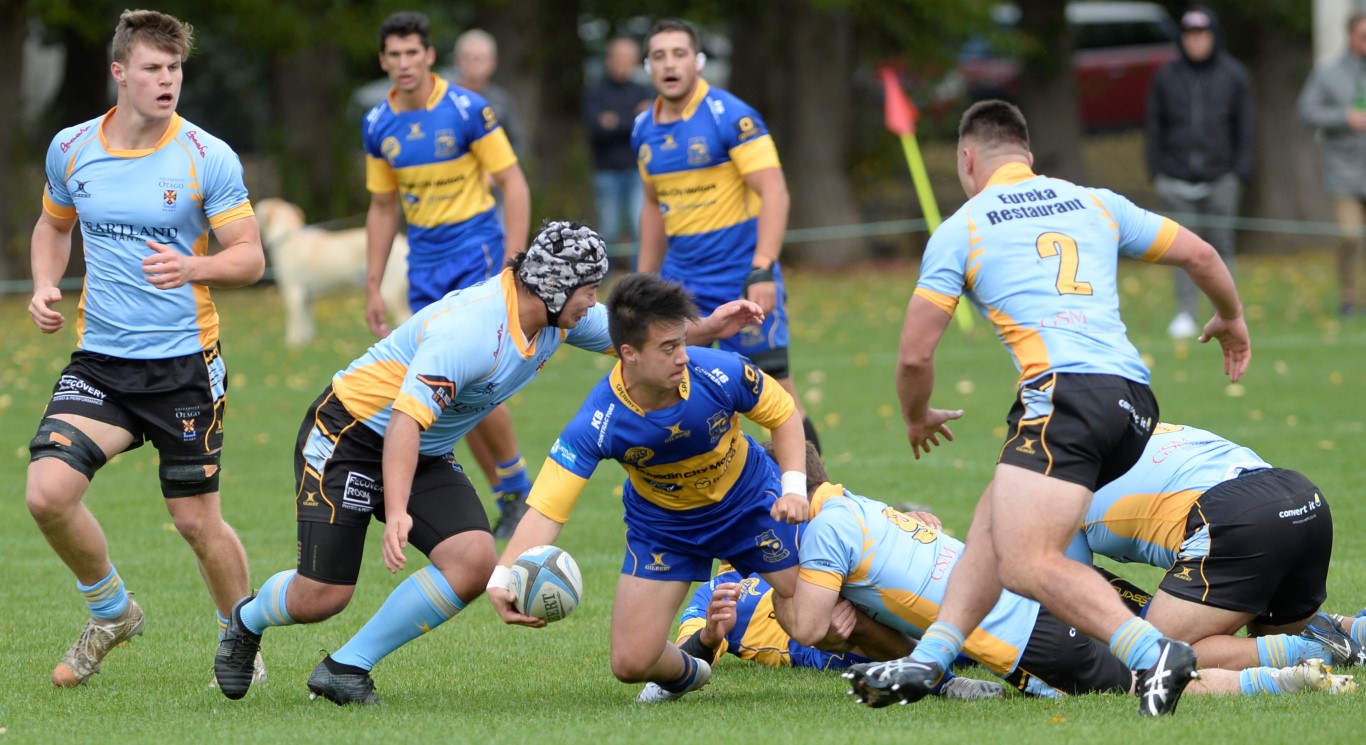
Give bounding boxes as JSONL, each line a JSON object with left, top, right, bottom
{"left": 624, "top": 446, "right": 654, "bottom": 467}
{"left": 182, "top": 418, "right": 197, "bottom": 441}
{"left": 381, "top": 136, "right": 401, "bottom": 161}
{"left": 163, "top": 189, "right": 178, "bottom": 206}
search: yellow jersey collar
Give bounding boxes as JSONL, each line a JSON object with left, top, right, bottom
{"left": 501, "top": 269, "right": 540, "bottom": 359}
{"left": 984, "top": 161, "right": 1036, "bottom": 189}
{"left": 98, "top": 108, "right": 181, "bottom": 157}
{"left": 608, "top": 362, "right": 691, "bottom": 417}
{"left": 653, "top": 79, "right": 711, "bottom": 122}
{"left": 808, "top": 482, "right": 845, "bottom": 517}
{"left": 388, "top": 73, "right": 447, "bottom": 113}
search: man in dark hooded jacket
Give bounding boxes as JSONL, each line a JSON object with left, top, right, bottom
{"left": 1144, "top": 6, "right": 1256, "bottom": 339}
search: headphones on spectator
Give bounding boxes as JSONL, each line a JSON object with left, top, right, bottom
{"left": 644, "top": 52, "right": 706, "bottom": 76}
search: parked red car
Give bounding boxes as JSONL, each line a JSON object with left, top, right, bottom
{"left": 938, "top": 2, "right": 1178, "bottom": 130}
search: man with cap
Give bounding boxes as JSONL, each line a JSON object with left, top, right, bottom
{"left": 213, "top": 221, "right": 764, "bottom": 705}
{"left": 1144, "top": 5, "right": 1256, "bottom": 339}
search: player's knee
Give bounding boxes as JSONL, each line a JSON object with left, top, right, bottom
{"left": 290, "top": 580, "right": 353, "bottom": 623}
{"left": 29, "top": 417, "right": 108, "bottom": 481}
{"left": 609, "top": 648, "right": 657, "bottom": 683}
{"left": 159, "top": 452, "right": 221, "bottom": 498}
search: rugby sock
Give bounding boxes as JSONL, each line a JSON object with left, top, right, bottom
{"left": 658, "top": 649, "right": 700, "bottom": 693}
{"left": 1256, "top": 634, "right": 1323, "bottom": 668}
{"left": 1348, "top": 616, "right": 1366, "bottom": 649}
{"left": 78, "top": 566, "right": 129, "bottom": 620}
{"left": 216, "top": 611, "right": 229, "bottom": 641}
{"left": 909, "top": 622, "right": 965, "bottom": 672}
{"left": 332, "top": 565, "right": 466, "bottom": 671}
{"left": 496, "top": 455, "right": 531, "bottom": 498}
{"left": 1239, "top": 667, "right": 1283, "bottom": 695}
{"left": 1109, "top": 617, "right": 1163, "bottom": 671}
{"left": 240, "top": 569, "right": 299, "bottom": 636}
{"left": 801, "top": 417, "right": 823, "bottom": 454}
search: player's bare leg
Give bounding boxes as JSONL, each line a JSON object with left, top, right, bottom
{"left": 612, "top": 575, "right": 711, "bottom": 701}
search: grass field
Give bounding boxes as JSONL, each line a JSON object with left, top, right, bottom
{"left": 0, "top": 253, "right": 1363, "bottom": 744}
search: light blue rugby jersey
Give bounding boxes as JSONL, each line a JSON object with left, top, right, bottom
{"left": 42, "top": 110, "right": 253, "bottom": 359}
{"left": 915, "top": 163, "right": 1180, "bottom": 386}
{"left": 329, "top": 270, "right": 612, "bottom": 456}
{"left": 1070, "top": 423, "right": 1272, "bottom": 568}
{"left": 799, "top": 485, "right": 1040, "bottom": 678}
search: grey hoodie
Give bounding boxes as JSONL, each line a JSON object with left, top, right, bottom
{"left": 1298, "top": 43, "right": 1366, "bottom": 197}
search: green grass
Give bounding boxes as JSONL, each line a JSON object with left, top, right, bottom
{"left": 0, "top": 253, "right": 1363, "bottom": 743}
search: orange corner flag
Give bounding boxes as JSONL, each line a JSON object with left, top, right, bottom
{"left": 880, "top": 65, "right": 919, "bottom": 138}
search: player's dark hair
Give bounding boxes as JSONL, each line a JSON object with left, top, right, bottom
{"left": 647, "top": 18, "right": 700, "bottom": 52}
{"left": 760, "top": 440, "right": 827, "bottom": 498}
{"left": 379, "top": 11, "right": 431, "bottom": 53}
{"left": 112, "top": 9, "right": 194, "bottom": 64}
{"left": 958, "top": 99, "right": 1030, "bottom": 151}
{"left": 607, "top": 273, "right": 699, "bottom": 357}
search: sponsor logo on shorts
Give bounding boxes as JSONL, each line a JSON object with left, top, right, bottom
{"left": 646, "top": 552, "right": 671, "bottom": 572}
{"left": 53, "top": 374, "right": 107, "bottom": 405}
{"left": 1171, "top": 565, "right": 1194, "bottom": 582}
{"left": 301, "top": 490, "right": 319, "bottom": 507}
{"left": 1279, "top": 492, "right": 1323, "bottom": 520}
{"left": 342, "top": 471, "right": 380, "bottom": 513}
{"left": 755, "top": 529, "right": 791, "bottom": 563}
{"left": 1118, "top": 398, "right": 1153, "bottom": 434}
{"left": 1015, "top": 437, "right": 1037, "bottom": 455}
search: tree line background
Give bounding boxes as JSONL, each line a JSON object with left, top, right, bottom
{"left": 0, "top": 0, "right": 1322, "bottom": 281}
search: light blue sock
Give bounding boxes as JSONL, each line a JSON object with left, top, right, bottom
{"left": 332, "top": 566, "right": 466, "bottom": 670}
{"left": 240, "top": 569, "right": 298, "bottom": 635}
{"left": 496, "top": 454, "right": 531, "bottom": 497}
{"left": 910, "top": 622, "right": 965, "bottom": 671}
{"left": 1256, "top": 634, "right": 1323, "bottom": 668}
{"left": 1349, "top": 617, "right": 1366, "bottom": 649}
{"left": 78, "top": 566, "right": 129, "bottom": 620}
{"left": 1239, "top": 667, "right": 1283, "bottom": 695}
{"left": 1109, "top": 617, "right": 1163, "bottom": 671}
{"left": 658, "top": 649, "right": 699, "bottom": 693}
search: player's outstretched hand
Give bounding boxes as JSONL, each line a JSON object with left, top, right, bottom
{"left": 29, "top": 286, "right": 65, "bottom": 333}
{"left": 746, "top": 280, "right": 777, "bottom": 315}
{"left": 366, "top": 292, "right": 392, "bottom": 338}
{"left": 1199, "top": 314, "right": 1250, "bottom": 382}
{"left": 904, "top": 511, "right": 942, "bottom": 530}
{"left": 698, "top": 299, "right": 764, "bottom": 343}
{"left": 487, "top": 586, "right": 547, "bottom": 628}
{"left": 771, "top": 492, "right": 809, "bottom": 524}
{"left": 703, "top": 582, "right": 740, "bottom": 645}
{"left": 906, "top": 408, "right": 963, "bottom": 460}
{"left": 381, "top": 513, "right": 412, "bottom": 573}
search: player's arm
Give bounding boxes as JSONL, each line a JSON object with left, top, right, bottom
{"left": 1155, "top": 226, "right": 1250, "bottom": 381}
{"left": 29, "top": 210, "right": 76, "bottom": 333}
{"left": 489, "top": 163, "right": 530, "bottom": 261}
{"left": 896, "top": 294, "right": 964, "bottom": 459}
{"left": 741, "top": 167, "right": 790, "bottom": 313}
{"left": 768, "top": 405, "right": 808, "bottom": 523}
{"left": 378, "top": 410, "right": 421, "bottom": 575}
{"left": 787, "top": 576, "right": 842, "bottom": 648}
{"left": 365, "top": 189, "right": 402, "bottom": 337}
{"left": 141, "top": 212, "right": 265, "bottom": 291}
{"left": 637, "top": 176, "right": 667, "bottom": 273}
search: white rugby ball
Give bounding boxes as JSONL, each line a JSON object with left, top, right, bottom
{"left": 511, "top": 545, "right": 583, "bottom": 623}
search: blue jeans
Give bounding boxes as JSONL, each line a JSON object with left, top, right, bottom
{"left": 592, "top": 169, "right": 643, "bottom": 257}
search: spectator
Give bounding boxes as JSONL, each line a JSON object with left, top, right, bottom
{"left": 1298, "top": 10, "right": 1366, "bottom": 315}
{"left": 1145, "top": 6, "right": 1255, "bottom": 339}
{"left": 583, "top": 37, "right": 653, "bottom": 264}
{"left": 455, "top": 29, "right": 520, "bottom": 151}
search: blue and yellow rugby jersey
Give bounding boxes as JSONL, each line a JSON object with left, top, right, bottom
{"left": 42, "top": 110, "right": 253, "bottom": 359}
{"left": 1070, "top": 423, "right": 1272, "bottom": 568}
{"left": 677, "top": 570, "right": 868, "bottom": 670}
{"left": 631, "top": 81, "right": 782, "bottom": 289}
{"left": 799, "top": 484, "right": 1040, "bottom": 677}
{"left": 329, "top": 269, "right": 612, "bottom": 456}
{"left": 526, "top": 346, "right": 795, "bottom": 521}
{"left": 915, "top": 163, "right": 1180, "bottom": 386}
{"left": 363, "top": 75, "right": 517, "bottom": 267}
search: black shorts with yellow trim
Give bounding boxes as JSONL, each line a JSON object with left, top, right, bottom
{"left": 41, "top": 346, "right": 228, "bottom": 462}
{"left": 1006, "top": 606, "right": 1132, "bottom": 696}
{"left": 293, "top": 386, "right": 490, "bottom": 585}
{"left": 998, "top": 373, "right": 1158, "bottom": 491}
{"left": 1160, "top": 468, "right": 1330, "bottom": 625}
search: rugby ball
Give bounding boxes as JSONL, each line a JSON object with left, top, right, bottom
{"left": 511, "top": 545, "right": 583, "bottom": 623}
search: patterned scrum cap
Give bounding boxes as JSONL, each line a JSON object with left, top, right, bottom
{"left": 519, "top": 221, "right": 610, "bottom": 315}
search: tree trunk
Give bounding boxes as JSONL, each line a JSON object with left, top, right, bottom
{"left": 1016, "top": 0, "right": 1085, "bottom": 181}
{"left": 0, "top": 7, "right": 27, "bottom": 279}
{"left": 270, "top": 40, "right": 351, "bottom": 217}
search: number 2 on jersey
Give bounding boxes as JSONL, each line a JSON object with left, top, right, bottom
{"left": 1036, "top": 232, "right": 1093, "bottom": 296}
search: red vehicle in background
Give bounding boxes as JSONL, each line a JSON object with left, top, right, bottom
{"left": 939, "top": 2, "right": 1178, "bottom": 130}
